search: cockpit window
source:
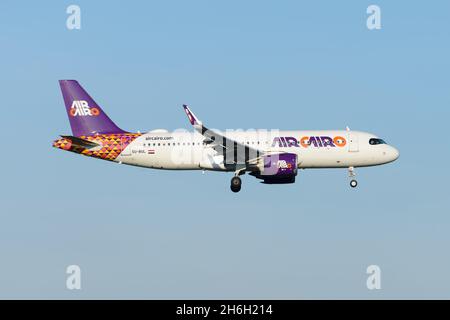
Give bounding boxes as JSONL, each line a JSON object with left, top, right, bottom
{"left": 369, "top": 138, "right": 386, "bottom": 145}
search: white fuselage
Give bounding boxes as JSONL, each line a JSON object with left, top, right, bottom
{"left": 115, "top": 130, "right": 399, "bottom": 171}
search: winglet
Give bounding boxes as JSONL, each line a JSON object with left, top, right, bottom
{"left": 183, "top": 104, "right": 201, "bottom": 126}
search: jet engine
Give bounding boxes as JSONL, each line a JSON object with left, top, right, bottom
{"left": 250, "top": 153, "right": 298, "bottom": 184}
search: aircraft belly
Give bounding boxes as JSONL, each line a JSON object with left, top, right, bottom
{"left": 118, "top": 148, "right": 207, "bottom": 170}
{"left": 298, "top": 149, "right": 350, "bottom": 168}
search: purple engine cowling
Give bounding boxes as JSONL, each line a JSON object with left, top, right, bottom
{"left": 252, "top": 153, "right": 298, "bottom": 184}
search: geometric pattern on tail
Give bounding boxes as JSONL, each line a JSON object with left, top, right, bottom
{"left": 53, "top": 133, "right": 142, "bottom": 161}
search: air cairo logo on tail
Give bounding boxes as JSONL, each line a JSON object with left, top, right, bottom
{"left": 69, "top": 100, "right": 100, "bottom": 117}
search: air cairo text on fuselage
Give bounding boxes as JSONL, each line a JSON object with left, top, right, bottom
{"left": 272, "top": 136, "right": 347, "bottom": 148}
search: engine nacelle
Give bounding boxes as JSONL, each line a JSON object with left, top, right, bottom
{"left": 251, "top": 153, "right": 298, "bottom": 184}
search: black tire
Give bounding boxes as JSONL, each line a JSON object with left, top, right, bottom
{"left": 350, "top": 179, "right": 358, "bottom": 188}
{"left": 230, "top": 176, "right": 242, "bottom": 192}
{"left": 230, "top": 185, "right": 241, "bottom": 193}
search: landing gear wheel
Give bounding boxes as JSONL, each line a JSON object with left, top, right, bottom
{"left": 230, "top": 176, "right": 242, "bottom": 193}
{"left": 350, "top": 179, "right": 358, "bottom": 188}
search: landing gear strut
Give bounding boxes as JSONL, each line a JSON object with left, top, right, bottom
{"left": 230, "top": 176, "right": 242, "bottom": 193}
{"left": 348, "top": 166, "right": 358, "bottom": 188}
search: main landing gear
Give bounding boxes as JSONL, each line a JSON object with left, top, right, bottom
{"left": 348, "top": 166, "right": 358, "bottom": 188}
{"left": 230, "top": 170, "right": 245, "bottom": 193}
{"left": 230, "top": 176, "right": 242, "bottom": 193}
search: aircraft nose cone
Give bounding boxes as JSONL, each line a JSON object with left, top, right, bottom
{"left": 390, "top": 146, "right": 400, "bottom": 162}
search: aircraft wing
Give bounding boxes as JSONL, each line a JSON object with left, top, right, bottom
{"left": 183, "top": 105, "right": 264, "bottom": 167}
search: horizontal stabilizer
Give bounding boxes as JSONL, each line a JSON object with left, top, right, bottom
{"left": 60, "top": 135, "right": 100, "bottom": 149}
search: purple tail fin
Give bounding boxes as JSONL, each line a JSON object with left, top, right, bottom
{"left": 59, "top": 80, "right": 127, "bottom": 136}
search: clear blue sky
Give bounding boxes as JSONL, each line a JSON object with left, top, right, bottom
{"left": 0, "top": 1, "right": 449, "bottom": 298}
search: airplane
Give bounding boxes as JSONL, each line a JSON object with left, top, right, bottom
{"left": 53, "top": 80, "right": 399, "bottom": 192}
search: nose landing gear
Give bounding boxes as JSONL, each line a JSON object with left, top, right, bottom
{"left": 348, "top": 166, "right": 358, "bottom": 188}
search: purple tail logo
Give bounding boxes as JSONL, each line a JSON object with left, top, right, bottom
{"left": 69, "top": 100, "right": 100, "bottom": 117}
{"left": 59, "top": 80, "right": 126, "bottom": 137}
